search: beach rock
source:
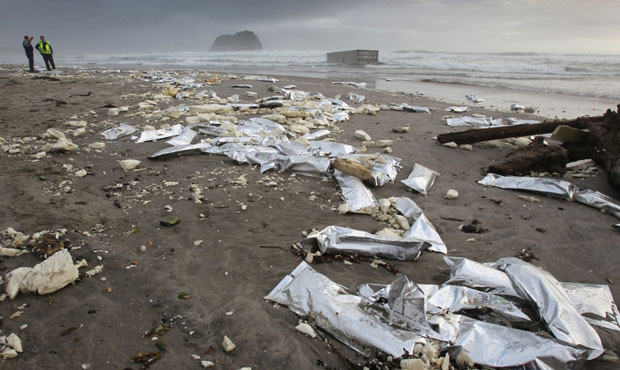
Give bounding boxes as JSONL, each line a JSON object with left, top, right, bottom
{"left": 378, "top": 198, "right": 391, "bottom": 213}
{"left": 376, "top": 228, "right": 404, "bottom": 238}
{"left": 442, "top": 141, "right": 458, "bottom": 149}
{"left": 189, "top": 104, "right": 234, "bottom": 115}
{"left": 201, "top": 361, "right": 215, "bottom": 368}
{"left": 460, "top": 144, "right": 473, "bottom": 151}
{"left": 400, "top": 358, "right": 426, "bottom": 370}
{"left": 375, "top": 139, "right": 393, "bottom": 147}
{"left": 73, "top": 128, "right": 86, "bottom": 137}
{"left": 295, "top": 322, "right": 316, "bottom": 338}
{"left": 75, "top": 169, "right": 87, "bottom": 178}
{"left": 42, "top": 138, "right": 78, "bottom": 152}
{"left": 392, "top": 126, "right": 410, "bottom": 133}
{"left": 43, "top": 128, "right": 65, "bottom": 140}
{"left": 354, "top": 130, "right": 372, "bottom": 141}
{"left": 222, "top": 335, "right": 236, "bottom": 352}
{"left": 395, "top": 215, "right": 411, "bottom": 230}
{"left": 118, "top": 159, "right": 141, "bottom": 170}
{"left": 445, "top": 189, "right": 459, "bottom": 199}
{"left": 89, "top": 142, "right": 105, "bottom": 149}
{"left": 107, "top": 108, "right": 120, "bottom": 116}
{"left": 210, "top": 30, "right": 263, "bottom": 52}
{"left": 0, "top": 247, "right": 26, "bottom": 257}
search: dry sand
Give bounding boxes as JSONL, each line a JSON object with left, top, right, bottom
{"left": 0, "top": 65, "right": 618, "bottom": 369}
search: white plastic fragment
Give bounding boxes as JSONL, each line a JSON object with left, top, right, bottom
{"left": 295, "top": 322, "right": 317, "bottom": 338}
{"left": 118, "top": 159, "right": 141, "bottom": 170}
{"left": 201, "top": 360, "right": 215, "bottom": 368}
{"left": 5, "top": 249, "right": 81, "bottom": 299}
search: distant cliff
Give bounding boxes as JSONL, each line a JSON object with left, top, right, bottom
{"left": 209, "top": 31, "right": 263, "bottom": 52}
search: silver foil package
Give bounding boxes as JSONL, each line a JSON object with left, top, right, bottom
{"left": 335, "top": 171, "right": 378, "bottom": 212}
{"left": 305, "top": 225, "right": 430, "bottom": 261}
{"left": 265, "top": 262, "right": 426, "bottom": 358}
{"left": 478, "top": 173, "right": 578, "bottom": 199}
{"left": 136, "top": 124, "right": 184, "bottom": 143}
{"left": 101, "top": 123, "right": 137, "bottom": 141}
{"left": 401, "top": 163, "right": 439, "bottom": 196}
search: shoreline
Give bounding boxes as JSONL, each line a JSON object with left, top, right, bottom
{"left": 2, "top": 60, "right": 619, "bottom": 120}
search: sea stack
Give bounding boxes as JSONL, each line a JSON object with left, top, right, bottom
{"left": 209, "top": 30, "right": 263, "bottom": 52}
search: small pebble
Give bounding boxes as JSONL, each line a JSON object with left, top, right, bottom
{"left": 445, "top": 189, "right": 459, "bottom": 200}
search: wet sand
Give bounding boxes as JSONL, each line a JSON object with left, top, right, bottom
{"left": 0, "top": 65, "right": 619, "bottom": 369}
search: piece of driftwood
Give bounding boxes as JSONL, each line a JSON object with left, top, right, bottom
{"left": 333, "top": 158, "right": 372, "bottom": 180}
{"left": 570, "top": 106, "right": 620, "bottom": 188}
{"left": 487, "top": 137, "right": 568, "bottom": 176}
{"left": 436, "top": 117, "right": 597, "bottom": 145}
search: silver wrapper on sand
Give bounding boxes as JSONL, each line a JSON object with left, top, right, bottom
{"left": 101, "top": 123, "right": 137, "bottom": 140}
{"left": 446, "top": 116, "right": 503, "bottom": 127}
{"left": 335, "top": 171, "right": 378, "bottom": 212}
{"left": 400, "top": 104, "right": 431, "bottom": 113}
{"left": 561, "top": 283, "right": 620, "bottom": 332}
{"left": 165, "top": 127, "right": 197, "bottom": 146}
{"left": 309, "top": 141, "right": 356, "bottom": 157}
{"left": 393, "top": 196, "right": 423, "bottom": 220}
{"left": 250, "top": 154, "right": 331, "bottom": 176}
{"left": 405, "top": 213, "right": 446, "bottom": 254}
{"left": 444, "top": 257, "right": 620, "bottom": 331}
{"left": 306, "top": 226, "right": 430, "bottom": 261}
{"left": 265, "top": 262, "right": 426, "bottom": 358}
{"left": 574, "top": 189, "right": 620, "bottom": 219}
{"left": 426, "top": 285, "right": 531, "bottom": 323}
{"left": 136, "top": 124, "right": 184, "bottom": 143}
{"left": 369, "top": 155, "right": 402, "bottom": 187}
{"left": 263, "top": 137, "right": 310, "bottom": 156}
{"left": 301, "top": 129, "right": 330, "bottom": 141}
{"left": 495, "top": 258, "right": 604, "bottom": 359}
{"left": 478, "top": 173, "right": 578, "bottom": 199}
{"left": 432, "top": 314, "right": 588, "bottom": 370}
{"left": 149, "top": 142, "right": 212, "bottom": 159}
{"left": 346, "top": 92, "right": 366, "bottom": 104}
{"left": 391, "top": 197, "right": 446, "bottom": 254}
{"left": 401, "top": 163, "right": 439, "bottom": 196}
{"left": 443, "top": 256, "right": 522, "bottom": 298}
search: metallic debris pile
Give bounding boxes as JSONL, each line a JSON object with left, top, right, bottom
{"left": 267, "top": 257, "right": 619, "bottom": 369}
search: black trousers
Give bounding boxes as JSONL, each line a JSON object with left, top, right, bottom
{"left": 26, "top": 52, "right": 34, "bottom": 72}
{"left": 42, "top": 54, "right": 55, "bottom": 71}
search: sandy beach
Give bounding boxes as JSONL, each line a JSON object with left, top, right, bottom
{"left": 0, "top": 65, "right": 619, "bottom": 370}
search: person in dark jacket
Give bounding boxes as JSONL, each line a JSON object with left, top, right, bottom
{"left": 22, "top": 36, "right": 35, "bottom": 72}
{"left": 35, "top": 35, "right": 55, "bottom": 71}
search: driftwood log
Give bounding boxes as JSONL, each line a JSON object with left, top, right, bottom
{"left": 487, "top": 137, "right": 568, "bottom": 176}
{"left": 441, "top": 105, "right": 620, "bottom": 189}
{"left": 436, "top": 117, "right": 599, "bottom": 145}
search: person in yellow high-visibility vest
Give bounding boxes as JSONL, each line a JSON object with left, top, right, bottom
{"left": 35, "top": 35, "right": 56, "bottom": 71}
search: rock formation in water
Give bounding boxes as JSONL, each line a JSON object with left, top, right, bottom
{"left": 209, "top": 31, "right": 263, "bottom": 52}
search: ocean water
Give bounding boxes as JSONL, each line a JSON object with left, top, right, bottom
{"left": 3, "top": 50, "right": 619, "bottom": 117}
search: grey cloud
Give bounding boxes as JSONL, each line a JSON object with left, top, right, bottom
{"left": 1, "top": 0, "right": 619, "bottom": 54}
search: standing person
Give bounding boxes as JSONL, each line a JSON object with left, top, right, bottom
{"left": 35, "top": 35, "right": 55, "bottom": 71}
{"left": 22, "top": 36, "right": 35, "bottom": 72}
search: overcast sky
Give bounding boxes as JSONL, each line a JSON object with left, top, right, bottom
{"left": 2, "top": 0, "right": 619, "bottom": 55}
